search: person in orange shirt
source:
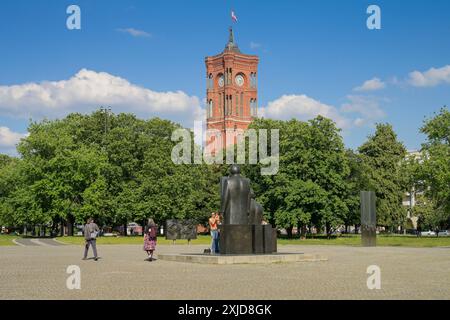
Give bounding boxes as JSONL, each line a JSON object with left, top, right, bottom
{"left": 209, "top": 212, "right": 220, "bottom": 254}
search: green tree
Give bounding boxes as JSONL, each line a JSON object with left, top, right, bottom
{"left": 343, "top": 149, "right": 371, "bottom": 232}
{"left": 0, "top": 155, "right": 21, "bottom": 227}
{"left": 420, "top": 107, "right": 450, "bottom": 228}
{"left": 3, "top": 110, "right": 218, "bottom": 236}
{"left": 358, "top": 123, "right": 407, "bottom": 230}
{"left": 243, "top": 116, "right": 350, "bottom": 237}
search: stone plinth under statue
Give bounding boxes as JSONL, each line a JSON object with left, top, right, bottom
{"left": 157, "top": 252, "right": 327, "bottom": 265}
{"left": 218, "top": 165, "right": 277, "bottom": 255}
{"left": 219, "top": 224, "right": 277, "bottom": 255}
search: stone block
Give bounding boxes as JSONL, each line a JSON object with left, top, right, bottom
{"left": 219, "top": 224, "right": 253, "bottom": 255}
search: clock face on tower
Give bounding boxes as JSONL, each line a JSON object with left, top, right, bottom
{"left": 218, "top": 75, "right": 224, "bottom": 87}
{"left": 235, "top": 74, "right": 244, "bottom": 87}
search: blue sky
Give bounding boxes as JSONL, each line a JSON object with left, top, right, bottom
{"left": 0, "top": 0, "right": 449, "bottom": 155}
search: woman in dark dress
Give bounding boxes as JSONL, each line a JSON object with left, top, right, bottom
{"left": 143, "top": 218, "right": 158, "bottom": 261}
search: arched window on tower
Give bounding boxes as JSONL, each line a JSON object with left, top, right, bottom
{"left": 223, "top": 94, "right": 225, "bottom": 116}
{"left": 250, "top": 73, "right": 257, "bottom": 89}
{"left": 229, "top": 95, "right": 232, "bottom": 115}
{"left": 219, "top": 93, "right": 222, "bottom": 117}
{"left": 250, "top": 98, "right": 258, "bottom": 117}
{"left": 224, "top": 96, "right": 227, "bottom": 116}
{"left": 240, "top": 92, "right": 244, "bottom": 117}
{"left": 225, "top": 95, "right": 229, "bottom": 116}
{"left": 209, "top": 99, "right": 213, "bottom": 118}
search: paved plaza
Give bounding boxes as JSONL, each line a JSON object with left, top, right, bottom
{"left": 0, "top": 242, "right": 449, "bottom": 300}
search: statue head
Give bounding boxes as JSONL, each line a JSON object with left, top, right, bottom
{"left": 229, "top": 164, "right": 240, "bottom": 175}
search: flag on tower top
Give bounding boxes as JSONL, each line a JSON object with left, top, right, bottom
{"left": 231, "top": 10, "right": 238, "bottom": 22}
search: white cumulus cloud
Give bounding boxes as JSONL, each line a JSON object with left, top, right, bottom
{"left": 408, "top": 65, "right": 450, "bottom": 87}
{"left": 0, "top": 69, "right": 203, "bottom": 127}
{"left": 0, "top": 127, "right": 26, "bottom": 147}
{"left": 260, "top": 94, "right": 351, "bottom": 129}
{"left": 250, "top": 42, "right": 262, "bottom": 49}
{"left": 0, "top": 126, "right": 28, "bottom": 155}
{"left": 341, "top": 95, "right": 386, "bottom": 127}
{"left": 260, "top": 94, "right": 387, "bottom": 130}
{"left": 117, "top": 28, "right": 151, "bottom": 38}
{"left": 354, "top": 78, "right": 386, "bottom": 92}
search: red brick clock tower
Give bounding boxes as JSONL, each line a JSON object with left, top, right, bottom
{"left": 205, "top": 27, "right": 259, "bottom": 153}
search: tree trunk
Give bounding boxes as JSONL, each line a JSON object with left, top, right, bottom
{"left": 67, "top": 217, "right": 74, "bottom": 237}
{"left": 286, "top": 226, "right": 293, "bottom": 239}
{"left": 60, "top": 220, "right": 64, "bottom": 237}
{"left": 122, "top": 221, "right": 127, "bottom": 236}
{"left": 300, "top": 225, "right": 307, "bottom": 239}
{"left": 325, "top": 223, "right": 331, "bottom": 239}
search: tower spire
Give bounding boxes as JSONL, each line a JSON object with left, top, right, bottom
{"left": 224, "top": 26, "right": 240, "bottom": 53}
{"left": 229, "top": 26, "right": 235, "bottom": 44}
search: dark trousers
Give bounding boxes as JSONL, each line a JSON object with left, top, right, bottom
{"left": 84, "top": 239, "right": 98, "bottom": 258}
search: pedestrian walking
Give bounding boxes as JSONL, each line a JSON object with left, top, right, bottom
{"left": 144, "top": 218, "right": 158, "bottom": 261}
{"left": 83, "top": 218, "right": 99, "bottom": 261}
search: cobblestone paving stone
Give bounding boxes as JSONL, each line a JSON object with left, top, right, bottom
{"left": 0, "top": 244, "right": 449, "bottom": 300}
